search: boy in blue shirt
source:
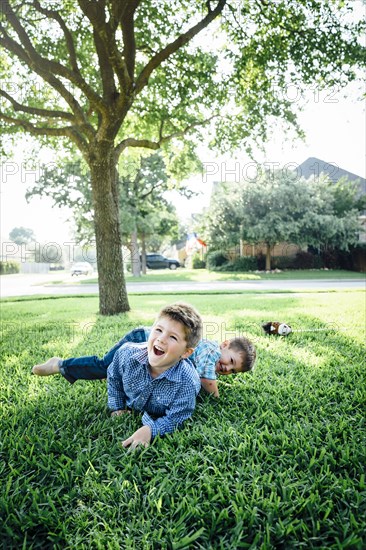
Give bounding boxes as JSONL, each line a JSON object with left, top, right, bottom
{"left": 106, "top": 302, "right": 202, "bottom": 448}
{"left": 33, "top": 321, "right": 256, "bottom": 398}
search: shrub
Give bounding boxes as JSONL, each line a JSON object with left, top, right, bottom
{"left": 292, "top": 251, "right": 324, "bottom": 269}
{"left": 206, "top": 250, "right": 229, "bottom": 269}
{"left": 322, "top": 245, "right": 366, "bottom": 272}
{"left": 209, "top": 256, "right": 258, "bottom": 272}
{"left": 341, "top": 243, "right": 366, "bottom": 272}
{"left": 321, "top": 249, "right": 340, "bottom": 269}
{"left": 271, "top": 256, "right": 296, "bottom": 270}
{"left": 0, "top": 261, "right": 20, "bottom": 275}
{"left": 214, "top": 262, "right": 235, "bottom": 272}
{"left": 230, "top": 256, "right": 258, "bottom": 271}
{"left": 192, "top": 255, "right": 206, "bottom": 269}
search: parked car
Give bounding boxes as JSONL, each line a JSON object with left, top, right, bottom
{"left": 71, "top": 262, "right": 94, "bottom": 276}
{"left": 145, "top": 253, "right": 180, "bottom": 270}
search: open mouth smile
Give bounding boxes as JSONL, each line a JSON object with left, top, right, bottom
{"left": 153, "top": 345, "right": 165, "bottom": 356}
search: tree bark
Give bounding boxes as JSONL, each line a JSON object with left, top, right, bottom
{"left": 130, "top": 230, "right": 141, "bottom": 277}
{"left": 89, "top": 141, "right": 130, "bottom": 314}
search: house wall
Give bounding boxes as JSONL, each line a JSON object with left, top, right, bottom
{"left": 227, "top": 242, "right": 306, "bottom": 259}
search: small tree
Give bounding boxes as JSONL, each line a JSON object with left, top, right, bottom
{"left": 9, "top": 226, "right": 36, "bottom": 245}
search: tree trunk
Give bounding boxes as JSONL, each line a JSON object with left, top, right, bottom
{"left": 141, "top": 234, "right": 147, "bottom": 275}
{"left": 89, "top": 142, "right": 130, "bottom": 314}
{"left": 265, "top": 243, "right": 272, "bottom": 271}
{"left": 131, "top": 230, "right": 141, "bottom": 277}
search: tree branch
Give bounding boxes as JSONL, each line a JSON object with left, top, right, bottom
{"left": 0, "top": 32, "right": 95, "bottom": 141}
{"left": 116, "top": 137, "right": 160, "bottom": 153}
{"left": 119, "top": 0, "right": 140, "bottom": 80}
{"left": 135, "top": 0, "right": 227, "bottom": 93}
{"left": 0, "top": 113, "right": 89, "bottom": 154}
{"left": 138, "top": 180, "right": 167, "bottom": 201}
{"left": 32, "top": 0, "right": 80, "bottom": 74}
{"left": 78, "top": 0, "right": 132, "bottom": 99}
{"left": 0, "top": 89, "right": 75, "bottom": 121}
{"left": 0, "top": 24, "right": 85, "bottom": 118}
{"left": 1, "top": 0, "right": 108, "bottom": 117}
{"left": 115, "top": 115, "right": 217, "bottom": 157}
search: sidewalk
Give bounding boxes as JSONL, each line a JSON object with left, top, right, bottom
{"left": 0, "top": 272, "right": 96, "bottom": 298}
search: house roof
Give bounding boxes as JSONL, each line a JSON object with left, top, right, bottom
{"left": 298, "top": 157, "right": 366, "bottom": 195}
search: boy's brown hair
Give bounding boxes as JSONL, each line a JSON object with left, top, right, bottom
{"left": 229, "top": 337, "right": 256, "bottom": 372}
{"left": 158, "top": 302, "right": 203, "bottom": 349}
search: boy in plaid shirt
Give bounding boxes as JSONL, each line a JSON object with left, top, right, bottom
{"left": 107, "top": 302, "right": 202, "bottom": 448}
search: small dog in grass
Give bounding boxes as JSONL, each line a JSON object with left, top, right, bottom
{"left": 262, "top": 321, "right": 292, "bottom": 336}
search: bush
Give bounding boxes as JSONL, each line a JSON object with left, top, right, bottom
{"left": 270, "top": 253, "right": 324, "bottom": 270}
{"left": 340, "top": 244, "right": 366, "bottom": 272}
{"left": 208, "top": 256, "right": 258, "bottom": 272}
{"left": 321, "top": 249, "right": 340, "bottom": 269}
{"left": 0, "top": 261, "right": 20, "bottom": 275}
{"left": 213, "top": 262, "right": 235, "bottom": 272}
{"left": 230, "top": 256, "right": 258, "bottom": 271}
{"left": 292, "top": 251, "right": 324, "bottom": 269}
{"left": 322, "top": 245, "right": 366, "bottom": 272}
{"left": 192, "top": 255, "right": 206, "bottom": 269}
{"left": 271, "top": 256, "right": 296, "bottom": 270}
{"left": 206, "top": 250, "right": 229, "bottom": 269}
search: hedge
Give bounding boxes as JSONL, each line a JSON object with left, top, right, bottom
{"left": 0, "top": 261, "right": 20, "bottom": 274}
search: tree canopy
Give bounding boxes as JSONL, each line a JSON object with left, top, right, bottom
{"left": 9, "top": 226, "right": 36, "bottom": 245}
{"left": 205, "top": 170, "right": 364, "bottom": 269}
{"left": 1, "top": 0, "right": 365, "bottom": 313}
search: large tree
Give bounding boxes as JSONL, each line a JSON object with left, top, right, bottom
{"left": 1, "top": 1, "right": 364, "bottom": 313}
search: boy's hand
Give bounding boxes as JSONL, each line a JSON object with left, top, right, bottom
{"left": 111, "top": 409, "right": 130, "bottom": 417}
{"left": 122, "top": 425, "right": 152, "bottom": 449}
{"left": 200, "top": 378, "right": 220, "bottom": 398}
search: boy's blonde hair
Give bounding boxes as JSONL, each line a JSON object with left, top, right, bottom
{"left": 158, "top": 302, "right": 202, "bottom": 349}
{"left": 229, "top": 337, "right": 256, "bottom": 372}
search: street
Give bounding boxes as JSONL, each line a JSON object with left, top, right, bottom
{"left": 1, "top": 272, "right": 365, "bottom": 298}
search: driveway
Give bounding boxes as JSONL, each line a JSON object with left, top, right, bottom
{"left": 1, "top": 272, "right": 365, "bottom": 298}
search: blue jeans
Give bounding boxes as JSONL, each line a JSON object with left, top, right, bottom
{"left": 60, "top": 326, "right": 150, "bottom": 384}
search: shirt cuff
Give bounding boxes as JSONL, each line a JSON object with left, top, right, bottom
{"left": 142, "top": 414, "right": 157, "bottom": 438}
{"left": 108, "top": 399, "right": 126, "bottom": 411}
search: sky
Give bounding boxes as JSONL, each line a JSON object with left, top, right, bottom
{"left": 169, "top": 81, "right": 366, "bottom": 221}
{"left": 1, "top": 80, "right": 365, "bottom": 248}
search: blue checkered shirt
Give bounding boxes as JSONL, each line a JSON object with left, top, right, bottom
{"left": 107, "top": 343, "right": 201, "bottom": 438}
{"left": 190, "top": 339, "right": 220, "bottom": 380}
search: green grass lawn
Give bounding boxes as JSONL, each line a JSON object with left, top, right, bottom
{"left": 76, "top": 268, "right": 365, "bottom": 285}
{"left": 1, "top": 291, "right": 365, "bottom": 548}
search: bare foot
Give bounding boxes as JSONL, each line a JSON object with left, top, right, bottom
{"left": 32, "top": 357, "right": 62, "bottom": 376}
